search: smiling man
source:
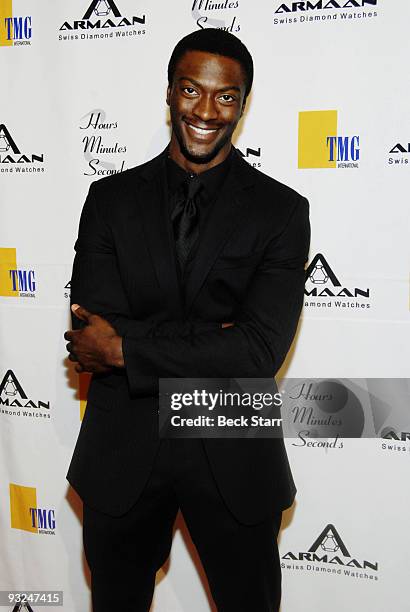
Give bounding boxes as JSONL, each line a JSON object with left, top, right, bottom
{"left": 167, "top": 49, "right": 246, "bottom": 166}
{"left": 65, "top": 29, "right": 310, "bottom": 612}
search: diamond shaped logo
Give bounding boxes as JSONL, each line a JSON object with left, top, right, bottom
{"left": 0, "top": 370, "right": 27, "bottom": 400}
{"left": 309, "top": 524, "right": 350, "bottom": 557}
{"left": 94, "top": 0, "right": 111, "bottom": 16}
{"left": 0, "top": 133, "right": 10, "bottom": 152}
{"left": 320, "top": 531, "right": 340, "bottom": 553}
{"left": 12, "top": 603, "right": 35, "bottom": 612}
{"left": 83, "top": 0, "right": 122, "bottom": 19}
{"left": 305, "top": 253, "right": 341, "bottom": 288}
{"left": 0, "top": 124, "right": 20, "bottom": 154}
{"left": 309, "top": 263, "right": 329, "bottom": 284}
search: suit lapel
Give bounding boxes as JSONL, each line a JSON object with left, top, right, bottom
{"left": 184, "top": 150, "right": 256, "bottom": 314}
{"left": 132, "top": 147, "right": 257, "bottom": 318}
{"left": 134, "top": 150, "right": 183, "bottom": 319}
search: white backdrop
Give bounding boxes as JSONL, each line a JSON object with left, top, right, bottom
{"left": 1, "top": 1, "right": 409, "bottom": 610}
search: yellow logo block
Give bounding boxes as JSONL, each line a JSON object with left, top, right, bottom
{"left": 0, "top": 0, "right": 13, "bottom": 46}
{"left": 79, "top": 372, "right": 92, "bottom": 421}
{"left": 298, "top": 110, "right": 338, "bottom": 169}
{"left": 0, "top": 248, "right": 18, "bottom": 297}
{"left": 10, "top": 483, "right": 38, "bottom": 533}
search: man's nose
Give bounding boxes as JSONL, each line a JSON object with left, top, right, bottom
{"left": 193, "top": 94, "right": 218, "bottom": 122}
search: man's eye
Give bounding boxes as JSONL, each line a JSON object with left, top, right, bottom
{"left": 183, "top": 87, "right": 197, "bottom": 95}
{"left": 219, "top": 94, "right": 235, "bottom": 102}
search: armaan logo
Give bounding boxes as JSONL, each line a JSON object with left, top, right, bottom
{"left": 9, "top": 483, "right": 56, "bottom": 535}
{"left": 64, "top": 280, "right": 71, "bottom": 299}
{"left": 0, "top": 0, "right": 32, "bottom": 46}
{"left": 305, "top": 253, "right": 370, "bottom": 310}
{"left": 237, "top": 146, "right": 262, "bottom": 168}
{"left": 0, "top": 248, "right": 36, "bottom": 298}
{"left": 381, "top": 427, "right": 410, "bottom": 454}
{"left": 12, "top": 603, "right": 35, "bottom": 612}
{"left": 388, "top": 141, "right": 409, "bottom": 166}
{"left": 282, "top": 523, "right": 378, "bottom": 580}
{"left": 298, "top": 110, "right": 359, "bottom": 169}
{"left": 0, "top": 370, "right": 51, "bottom": 417}
{"left": 376, "top": 388, "right": 410, "bottom": 453}
{"left": 382, "top": 428, "right": 410, "bottom": 442}
{"left": 0, "top": 125, "right": 44, "bottom": 173}
{"left": 274, "top": 0, "right": 377, "bottom": 14}
{"left": 59, "top": 0, "right": 146, "bottom": 38}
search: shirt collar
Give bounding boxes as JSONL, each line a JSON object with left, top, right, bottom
{"left": 166, "top": 146, "right": 234, "bottom": 202}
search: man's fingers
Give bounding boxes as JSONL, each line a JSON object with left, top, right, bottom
{"left": 74, "top": 362, "right": 110, "bottom": 374}
{"left": 71, "top": 304, "right": 91, "bottom": 322}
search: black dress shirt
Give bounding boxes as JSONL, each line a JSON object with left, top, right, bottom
{"left": 165, "top": 147, "right": 233, "bottom": 285}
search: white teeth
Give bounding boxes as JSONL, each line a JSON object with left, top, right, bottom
{"left": 188, "top": 124, "right": 217, "bottom": 135}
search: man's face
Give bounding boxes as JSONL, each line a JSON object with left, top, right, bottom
{"left": 167, "top": 50, "right": 247, "bottom": 167}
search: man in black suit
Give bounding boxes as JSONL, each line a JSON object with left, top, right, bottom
{"left": 65, "top": 29, "right": 310, "bottom": 612}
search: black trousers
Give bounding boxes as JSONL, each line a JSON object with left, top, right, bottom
{"left": 83, "top": 438, "right": 282, "bottom": 611}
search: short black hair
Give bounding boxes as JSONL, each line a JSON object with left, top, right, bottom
{"left": 168, "top": 29, "right": 253, "bottom": 99}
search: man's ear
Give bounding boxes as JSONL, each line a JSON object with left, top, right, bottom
{"left": 240, "top": 97, "right": 247, "bottom": 118}
{"left": 166, "top": 86, "right": 171, "bottom": 106}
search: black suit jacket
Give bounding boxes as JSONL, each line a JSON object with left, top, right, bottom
{"left": 66, "top": 146, "right": 310, "bottom": 525}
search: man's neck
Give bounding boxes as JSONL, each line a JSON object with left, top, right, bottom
{"left": 168, "top": 139, "right": 232, "bottom": 174}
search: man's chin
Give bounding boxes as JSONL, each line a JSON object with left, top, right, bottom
{"left": 177, "top": 136, "right": 229, "bottom": 165}
{"left": 180, "top": 144, "right": 221, "bottom": 165}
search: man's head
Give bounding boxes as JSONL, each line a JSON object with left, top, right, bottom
{"left": 166, "top": 29, "right": 253, "bottom": 171}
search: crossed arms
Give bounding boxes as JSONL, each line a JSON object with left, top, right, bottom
{"left": 65, "top": 182, "right": 310, "bottom": 396}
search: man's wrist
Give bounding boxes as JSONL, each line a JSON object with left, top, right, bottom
{"left": 107, "top": 336, "right": 125, "bottom": 368}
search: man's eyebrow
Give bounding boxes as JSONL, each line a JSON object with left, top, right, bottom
{"left": 178, "top": 77, "right": 241, "bottom": 93}
{"left": 218, "top": 85, "right": 241, "bottom": 93}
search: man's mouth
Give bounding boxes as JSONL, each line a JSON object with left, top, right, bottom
{"left": 184, "top": 121, "right": 220, "bottom": 137}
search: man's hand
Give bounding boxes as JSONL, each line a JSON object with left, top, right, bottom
{"left": 64, "top": 305, "right": 124, "bottom": 373}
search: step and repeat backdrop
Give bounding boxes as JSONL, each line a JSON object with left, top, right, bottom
{"left": 1, "top": 1, "right": 409, "bottom": 611}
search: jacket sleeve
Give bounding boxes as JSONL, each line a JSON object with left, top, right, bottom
{"left": 70, "top": 182, "right": 220, "bottom": 337}
{"left": 123, "top": 195, "right": 310, "bottom": 396}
